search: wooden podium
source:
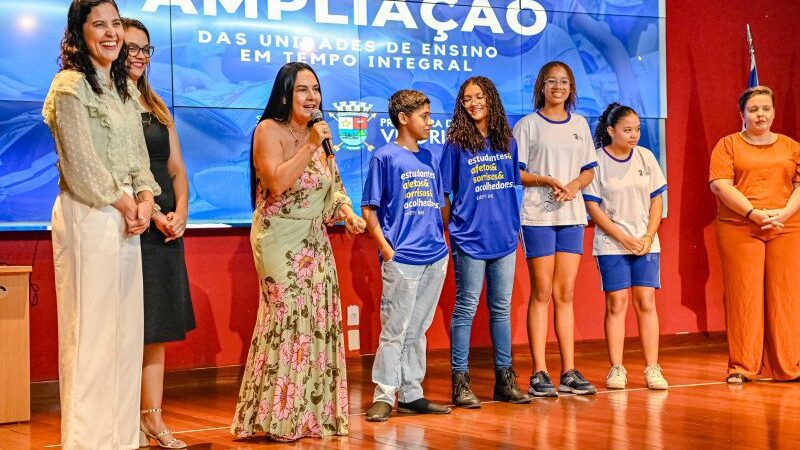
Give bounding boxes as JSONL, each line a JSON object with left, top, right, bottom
{"left": 0, "top": 266, "right": 32, "bottom": 423}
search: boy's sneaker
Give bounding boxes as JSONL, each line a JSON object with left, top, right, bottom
{"left": 528, "top": 371, "right": 558, "bottom": 397}
{"left": 606, "top": 364, "right": 627, "bottom": 390}
{"left": 644, "top": 364, "right": 669, "bottom": 390}
{"left": 559, "top": 369, "right": 597, "bottom": 395}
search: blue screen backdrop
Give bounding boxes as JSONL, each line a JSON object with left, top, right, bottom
{"left": 0, "top": 0, "right": 666, "bottom": 229}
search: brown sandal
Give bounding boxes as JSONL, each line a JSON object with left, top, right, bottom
{"left": 726, "top": 373, "right": 749, "bottom": 384}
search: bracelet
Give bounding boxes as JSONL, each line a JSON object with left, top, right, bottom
{"left": 143, "top": 199, "right": 160, "bottom": 214}
{"left": 643, "top": 233, "right": 654, "bottom": 241}
{"left": 745, "top": 208, "right": 755, "bottom": 220}
{"left": 141, "top": 200, "right": 159, "bottom": 217}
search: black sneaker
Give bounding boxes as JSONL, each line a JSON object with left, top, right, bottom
{"left": 397, "top": 398, "right": 451, "bottom": 415}
{"left": 558, "top": 369, "right": 597, "bottom": 395}
{"left": 528, "top": 371, "right": 558, "bottom": 397}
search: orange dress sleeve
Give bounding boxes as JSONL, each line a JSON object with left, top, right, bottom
{"left": 709, "top": 136, "right": 735, "bottom": 182}
{"left": 792, "top": 138, "right": 800, "bottom": 184}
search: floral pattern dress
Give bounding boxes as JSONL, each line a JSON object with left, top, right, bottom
{"left": 232, "top": 149, "right": 351, "bottom": 440}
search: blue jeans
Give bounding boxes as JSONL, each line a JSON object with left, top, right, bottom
{"left": 372, "top": 255, "right": 448, "bottom": 404}
{"left": 450, "top": 244, "right": 516, "bottom": 373}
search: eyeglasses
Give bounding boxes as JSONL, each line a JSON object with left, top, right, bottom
{"left": 544, "top": 78, "right": 571, "bottom": 87}
{"left": 461, "top": 94, "right": 486, "bottom": 106}
{"left": 127, "top": 44, "right": 155, "bottom": 58}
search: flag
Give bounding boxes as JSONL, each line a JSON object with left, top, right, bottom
{"left": 747, "top": 24, "right": 759, "bottom": 88}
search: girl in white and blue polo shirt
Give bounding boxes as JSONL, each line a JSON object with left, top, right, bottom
{"left": 513, "top": 61, "right": 598, "bottom": 397}
{"left": 583, "top": 102, "right": 668, "bottom": 391}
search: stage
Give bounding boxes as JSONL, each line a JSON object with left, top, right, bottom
{"left": 2, "top": 334, "right": 799, "bottom": 449}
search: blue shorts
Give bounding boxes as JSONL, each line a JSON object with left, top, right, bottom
{"left": 595, "top": 254, "right": 661, "bottom": 292}
{"left": 521, "top": 225, "right": 585, "bottom": 258}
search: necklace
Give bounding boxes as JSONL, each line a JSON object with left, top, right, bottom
{"left": 284, "top": 122, "right": 309, "bottom": 146}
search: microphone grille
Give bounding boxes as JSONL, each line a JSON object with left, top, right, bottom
{"left": 310, "top": 109, "right": 323, "bottom": 121}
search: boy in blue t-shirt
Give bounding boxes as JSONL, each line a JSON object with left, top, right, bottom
{"left": 362, "top": 90, "right": 451, "bottom": 422}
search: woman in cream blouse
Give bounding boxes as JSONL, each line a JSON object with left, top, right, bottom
{"left": 42, "top": 1, "right": 160, "bottom": 448}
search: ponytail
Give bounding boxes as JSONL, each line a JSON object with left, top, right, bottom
{"left": 594, "top": 102, "right": 637, "bottom": 148}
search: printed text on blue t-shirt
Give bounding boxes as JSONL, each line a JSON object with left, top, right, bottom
{"left": 401, "top": 169, "right": 438, "bottom": 213}
{"left": 467, "top": 152, "right": 515, "bottom": 200}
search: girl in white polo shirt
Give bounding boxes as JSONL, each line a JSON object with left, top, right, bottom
{"left": 513, "top": 61, "right": 598, "bottom": 397}
{"left": 583, "top": 102, "right": 668, "bottom": 390}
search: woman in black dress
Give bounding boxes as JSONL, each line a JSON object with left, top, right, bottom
{"left": 123, "top": 18, "right": 195, "bottom": 449}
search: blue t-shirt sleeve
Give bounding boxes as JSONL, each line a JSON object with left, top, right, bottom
{"left": 511, "top": 138, "right": 522, "bottom": 185}
{"left": 434, "top": 151, "right": 446, "bottom": 207}
{"left": 361, "top": 154, "right": 384, "bottom": 207}
{"left": 441, "top": 142, "right": 456, "bottom": 195}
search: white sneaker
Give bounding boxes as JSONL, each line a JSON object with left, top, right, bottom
{"left": 644, "top": 364, "right": 668, "bottom": 390}
{"left": 606, "top": 364, "right": 627, "bottom": 389}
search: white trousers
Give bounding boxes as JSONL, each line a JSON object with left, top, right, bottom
{"left": 52, "top": 190, "right": 144, "bottom": 450}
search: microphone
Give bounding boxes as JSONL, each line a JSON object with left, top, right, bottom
{"left": 309, "top": 109, "right": 333, "bottom": 157}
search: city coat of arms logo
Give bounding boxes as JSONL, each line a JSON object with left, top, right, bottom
{"left": 329, "top": 101, "right": 376, "bottom": 151}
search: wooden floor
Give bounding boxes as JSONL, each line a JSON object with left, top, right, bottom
{"left": 3, "top": 334, "right": 800, "bottom": 449}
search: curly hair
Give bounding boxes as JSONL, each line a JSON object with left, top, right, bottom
{"left": 446, "top": 76, "right": 512, "bottom": 153}
{"left": 388, "top": 90, "right": 430, "bottom": 128}
{"left": 59, "top": 0, "right": 130, "bottom": 101}
{"left": 593, "top": 102, "right": 638, "bottom": 148}
{"left": 533, "top": 61, "right": 577, "bottom": 112}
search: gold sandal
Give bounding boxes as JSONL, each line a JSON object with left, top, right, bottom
{"left": 139, "top": 408, "right": 187, "bottom": 449}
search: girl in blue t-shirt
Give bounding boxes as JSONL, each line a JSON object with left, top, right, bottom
{"left": 583, "top": 103, "right": 668, "bottom": 390}
{"left": 442, "top": 76, "right": 531, "bottom": 408}
{"left": 512, "top": 61, "right": 598, "bottom": 397}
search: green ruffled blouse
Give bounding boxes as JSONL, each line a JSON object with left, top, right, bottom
{"left": 42, "top": 69, "right": 160, "bottom": 207}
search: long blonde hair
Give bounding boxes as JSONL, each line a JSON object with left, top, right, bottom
{"left": 122, "top": 18, "right": 173, "bottom": 127}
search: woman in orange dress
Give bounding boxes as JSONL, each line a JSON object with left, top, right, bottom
{"left": 709, "top": 86, "right": 800, "bottom": 384}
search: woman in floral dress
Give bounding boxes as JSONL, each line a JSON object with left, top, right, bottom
{"left": 231, "top": 62, "right": 366, "bottom": 442}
